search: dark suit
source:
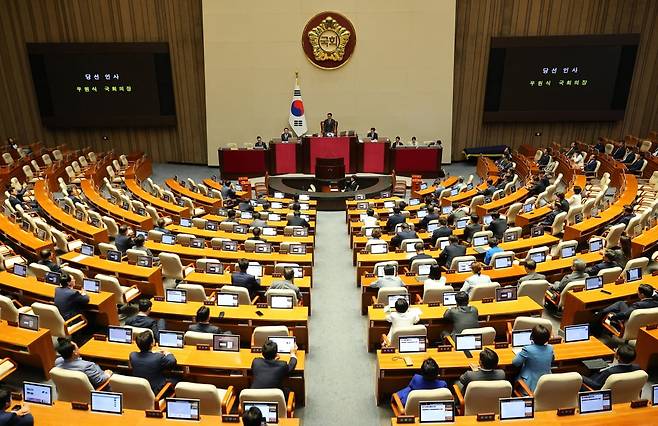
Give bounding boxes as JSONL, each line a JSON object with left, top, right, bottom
{"left": 418, "top": 213, "right": 439, "bottom": 230}
{"left": 287, "top": 216, "right": 310, "bottom": 228}
{"left": 537, "top": 154, "right": 549, "bottom": 166}
{"left": 487, "top": 218, "right": 508, "bottom": 239}
{"left": 584, "top": 159, "right": 597, "bottom": 172}
{"left": 622, "top": 151, "right": 636, "bottom": 164}
{"left": 386, "top": 214, "right": 406, "bottom": 232}
{"left": 612, "top": 146, "right": 626, "bottom": 160}
{"left": 409, "top": 253, "right": 433, "bottom": 264}
{"left": 430, "top": 227, "right": 452, "bottom": 246}
{"left": 437, "top": 243, "right": 466, "bottom": 268}
{"left": 238, "top": 201, "right": 254, "bottom": 212}
{"left": 629, "top": 158, "right": 645, "bottom": 172}
{"left": 255, "top": 141, "right": 268, "bottom": 149}
{"left": 586, "top": 260, "right": 618, "bottom": 277}
{"left": 38, "top": 259, "right": 61, "bottom": 272}
{"left": 612, "top": 213, "right": 634, "bottom": 227}
{"left": 322, "top": 119, "right": 337, "bottom": 135}
{"left": 281, "top": 133, "right": 292, "bottom": 142}
{"left": 8, "top": 195, "right": 23, "bottom": 209}
{"left": 129, "top": 351, "right": 177, "bottom": 394}
{"left": 582, "top": 363, "right": 640, "bottom": 389}
{"left": 188, "top": 323, "right": 222, "bottom": 334}
{"left": 459, "top": 368, "right": 507, "bottom": 391}
{"left": 54, "top": 287, "right": 89, "bottom": 321}
{"left": 528, "top": 181, "right": 546, "bottom": 197}
{"left": 367, "top": 131, "right": 378, "bottom": 139}
{"left": 463, "top": 223, "right": 482, "bottom": 243}
{"left": 443, "top": 305, "right": 479, "bottom": 336}
{"left": 114, "top": 234, "right": 134, "bottom": 254}
{"left": 391, "top": 230, "right": 418, "bottom": 248}
{"left": 231, "top": 272, "right": 260, "bottom": 298}
{"left": 601, "top": 297, "right": 658, "bottom": 321}
{"left": 250, "top": 357, "right": 297, "bottom": 391}
{"left": 125, "top": 314, "right": 161, "bottom": 339}
{"left": 0, "top": 411, "right": 34, "bottom": 426}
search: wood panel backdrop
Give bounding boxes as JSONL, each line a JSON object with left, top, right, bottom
{"left": 0, "top": 0, "right": 207, "bottom": 164}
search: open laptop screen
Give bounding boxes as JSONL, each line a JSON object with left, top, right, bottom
{"left": 457, "top": 260, "right": 473, "bottom": 273}
{"left": 83, "top": 278, "right": 101, "bottom": 293}
{"left": 496, "top": 286, "right": 517, "bottom": 302}
{"left": 512, "top": 329, "right": 533, "bottom": 347}
{"left": 419, "top": 401, "right": 454, "bottom": 423}
{"left": 442, "top": 292, "right": 457, "bottom": 306}
{"left": 589, "top": 239, "right": 604, "bottom": 252}
{"left": 166, "top": 398, "right": 200, "bottom": 421}
{"left": 370, "top": 243, "right": 388, "bottom": 254}
{"left": 499, "top": 397, "right": 534, "bottom": 420}
{"left": 213, "top": 334, "right": 240, "bottom": 352}
{"left": 579, "top": 390, "right": 612, "bottom": 414}
{"left": 626, "top": 267, "right": 642, "bottom": 282}
{"left": 18, "top": 313, "right": 39, "bottom": 331}
{"left": 80, "top": 243, "right": 95, "bottom": 256}
{"left": 387, "top": 294, "right": 409, "bottom": 309}
{"left": 23, "top": 382, "right": 52, "bottom": 406}
{"left": 108, "top": 326, "right": 132, "bottom": 344}
{"left": 529, "top": 251, "right": 546, "bottom": 263}
{"left": 473, "top": 236, "right": 488, "bottom": 247}
{"left": 561, "top": 246, "right": 576, "bottom": 258}
{"left": 455, "top": 334, "right": 482, "bottom": 351}
{"left": 456, "top": 218, "right": 469, "bottom": 229}
{"left": 270, "top": 295, "right": 294, "bottom": 309}
{"left": 158, "top": 330, "right": 184, "bottom": 348}
{"left": 564, "top": 324, "right": 590, "bottom": 343}
{"left": 268, "top": 336, "right": 295, "bottom": 354}
{"left": 165, "top": 289, "right": 187, "bottom": 304}
{"left": 494, "top": 256, "right": 513, "bottom": 269}
{"left": 91, "top": 391, "right": 122, "bottom": 414}
{"left": 217, "top": 293, "right": 239, "bottom": 307}
{"left": 45, "top": 271, "right": 61, "bottom": 285}
{"left": 398, "top": 336, "right": 427, "bottom": 353}
{"left": 585, "top": 276, "right": 603, "bottom": 291}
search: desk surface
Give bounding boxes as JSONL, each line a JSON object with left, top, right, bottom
{"left": 125, "top": 178, "right": 189, "bottom": 217}
{"left": 0, "top": 214, "right": 52, "bottom": 252}
{"left": 81, "top": 179, "right": 151, "bottom": 228}
{"left": 184, "top": 272, "right": 312, "bottom": 289}
{"left": 165, "top": 224, "right": 315, "bottom": 245}
{"left": 60, "top": 251, "right": 161, "bottom": 279}
{"left": 150, "top": 300, "right": 309, "bottom": 323}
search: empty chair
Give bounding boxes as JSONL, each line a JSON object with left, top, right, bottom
{"left": 22, "top": 165, "right": 38, "bottom": 183}
{"left": 41, "top": 154, "right": 53, "bottom": 167}
{"left": 420, "top": 285, "right": 454, "bottom": 304}
{"left": 159, "top": 252, "right": 194, "bottom": 285}
{"left": 605, "top": 223, "right": 626, "bottom": 248}
{"left": 251, "top": 325, "right": 289, "bottom": 348}
{"left": 454, "top": 380, "right": 512, "bottom": 415}
{"left": 523, "top": 246, "right": 549, "bottom": 263}
{"left": 176, "top": 283, "right": 208, "bottom": 302}
{"left": 192, "top": 217, "right": 207, "bottom": 229}
{"left": 181, "top": 197, "right": 205, "bottom": 217}
{"left": 582, "top": 199, "right": 596, "bottom": 218}
{"left": 196, "top": 258, "right": 223, "bottom": 271}
{"left": 51, "top": 228, "right": 84, "bottom": 253}
{"left": 65, "top": 166, "right": 80, "bottom": 184}
{"left": 0, "top": 358, "right": 17, "bottom": 381}
{"left": 145, "top": 205, "right": 172, "bottom": 226}
{"left": 175, "top": 382, "right": 234, "bottom": 415}
{"left": 516, "top": 372, "right": 582, "bottom": 412}
{"left": 518, "top": 280, "right": 550, "bottom": 306}
{"left": 27, "top": 262, "right": 51, "bottom": 281}
{"left": 98, "top": 242, "right": 117, "bottom": 257}
{"left": 489, "top": 251, "right": 515, "bottom": 267}
{"left": 50, "top": 366, "right": 107, "bottom": 403}
{"left": 31, "top": 302, "right": 87, "bottom": 338}
{"left": 102, "top": 216, "right": 119, "bottom": 237}
{"left": 468, "top": 195, "right": 485, "bottom": 213}
{"left": 266, "top": 288, "right": 299, "bottom": 307}
{"left": 470, "top": 282, "right": 501, "bottom": 301}
{"left": 459, "top": 327, "right": 496, "bottom": 346}
{"left": 238, "top": 388, "right": 293, "bottom": 419}
{"left": 183, "top": 331, "right": 213, "bottom": 346}
{"left": 95, "top": 274, "right": 140, "bottom": 305}
{"left": 108, "top": 374, "right": 171, "bottom": 410}
{"left": 392, "top": 388, "right": 453, "bottom": 417}
{"left": 218, "top": 285, "right": 254, "bottom": 305}
{"left": 87, "top": 152, "right": 97, "bottom": 163}
{"left": 600, "top": 370, "right": 649, "bottom": 404}
{"left": 622, "top": 257, "right": 649, "bottom": 275}
{"left": 550, "top": 212, "right": 568, "bottom": 235}
{"left": 2, "top": 153, "right": 14, "bottom": 166}
{"left": 0, "top": 294, "right": 33, "bottom": 322}
{"left": 410, "top": 258, "right": 437, "bottom": 275}
{"left": 106, "top": 166, "right": 123, "bottom": 183}
{"left": 597, "top": 267, "right": 622, "bottom": 284}
{"left": 78, "top": 156, "right": 89, "bottom": 168}
{"left": 175, "top": 233, "right": 195, "bottom": 246}
{"left": 557, "top": 280, "right": 586, "bottom": 310}
{"left": 566, "top": 205, "right": 583, "bottom": 225}
{"left": 503, "top": 226, "right": 522, "bottom": 241}
{"left": 550, "top": 240, "right": 578, "bottom": 259}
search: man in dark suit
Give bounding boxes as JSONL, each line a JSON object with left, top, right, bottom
{"left": 7, "top": 186, "right": 26, "bottom": 210}
{"left": 457, "top": 348, "right": 507, "bottom": 391}
{"left": 463, "top": 215, "right": 482, "bottom": 243}
{"left": 287, "top": 211, "right": 310, "bottom": 228}
{"left": 586, "top": 250, "right": 619, "bottom": 276}
{"left": 0, "top": 388, "right": 34, "bottom": 426}
{"left": 537, "top": 148, "right": 551, "bottom": 167}
{"left": 251, "top": 340, "right": 297, "bottom": 395}
{"left": 254, "top": 136, "right": 268, "bottom": 149}
{"left": 125, "top": 299, "right": 163, "bottom": 339}
{"left": 597, "top": 284, "right": 658, "bottom": 323}
{"left": 443, "top": 291, "right": 479, "bottom": 337}
{"left": 584, "top": 156, "right": 598, "bottom": 172}
{"left": 390, "top": 223, "right": 418, "bottom": 249}
{"left": 38, "top": 248, "right": 61, "bottom": 272}
{"left": 478, "top": 178, "right": 496, "bottom": 198}
{"left": 281, "top": 128, "right": 293, "bottom": 142}
{"left": 437, "top": 236, "right": 466, "bottom": 268}
{"left": 220, "top": 180, "right": 236, "bottom": 200}
{"left": 582, "top": 344, "right": 640, "bottom": 389}
{"left": 391, "top": 136, "right": 403, "bottom": 147}
{"left": 430, "top": 217, "right": 452, "bottom": 246}
{"left": 610, "top": 205, "right": 635, "bottom": 228}
{"left": 487, "top": 211, "right": 507, "bottom": 239}
{"left": 366, "top": 127, "right": 378, "bottom": 140}
{"left": 527, "top": 175, "right": 547, "bottom": 197}
{"left": 321, "top": 112, "right": 337, "bottom": 136}
{"left": 129, "top": 330, "right": 177, "bottom": 394}
{"left": 417, "top": 206, "right": 438, "bottom": 230}
{"left": 153, "top": 218, "right": 171, "bottom": 234}
{"left": 114, "top": 225, "right": 135, "bottom": 254}
{"left": 612, "top": 141, "right": 627, "bottom": 160}
{"left": 409, "top": 242, "right": 432, "bottom": 264}
{"left": 386, "top": 207, "right": 406, "bottom": 232}
{"left": 628, "top": 155, "right": 646, "bottom": 173}
{"left": 54, "top": 273, "right": 89, "bottom": 321}
{"left": 540, "top": 196, "right": 569, "bottom": 227}
{"left": 188, "top": 306, "right": 224, "bottom": 334}
{"left": 231, "top": 258, "right": 260, "bottom": 298}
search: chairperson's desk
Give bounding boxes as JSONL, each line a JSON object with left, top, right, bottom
{"left": 0, "top": 321, "right": 55, "bottom": 378}
{"left": 79, "top": 340, "right": 307, "bottom": 405}
{"left": 375, "top": 337, "right": 613, "bottom": 403}
{"left": 366, "top": 297, "right": 543, "bottom": 352}
{"left": 59, "top": 251, "right": 163, "bottom": 297}
{"left": 0, "top": 271, "right": 118, "bottom": 326}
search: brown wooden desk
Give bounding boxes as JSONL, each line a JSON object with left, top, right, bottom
{"left": 79, "top": 340, "right": 307, "bottom": 405}
{"left": 412, "top": 176, "right": 459, "bottom": 198}
{"left": 166, "top": 179, "right": 222, "bottom": 213}
{"left": 0, "top": 271, "right": 118, "bottom": 326}
{"left": 376, "top": 337, "right": 613, "bottom": 403}
{"left": 203, "top": 214, "right": 316, "bottom": 231}
{"left": 0, "top": 214, "right": 53, "bottom": 258}
{"left": 0, "top": 321, "right": 55, "bottom": 378}
{"left": 165, "top": 224, "right": 315, "bottom": 245}
{"left": 125, "top": 177, "right": 189, "bottom": 219}
{"left": 440, "top": 180, "right": 498, "bottom": 207}
{"left": 631, "top": 222, "right": 658, "bottom": 257}
{"left": 560, "top": 281, "right": 641, "bottom": 327}
{"left": 202, "top": 178, "right": 251, "bottom": 200}
{"left": 80, "top": 179, "right": 152, "bottom": 230}
{"left": 635, "top": 326, "right": 658, "bottom": 371}
{"left": 475, "top": 188, "right": 529, "bottom": 217}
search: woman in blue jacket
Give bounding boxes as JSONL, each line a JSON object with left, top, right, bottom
{"left": 395, "top": 358, "right": 448, "bottom": 405}
{"left": 512, "top": 324, "right": 554, "bottom": 391}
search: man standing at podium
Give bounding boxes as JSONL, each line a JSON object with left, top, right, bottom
{"left": 321, "top": 112, "right": 337, "bottom": 136}
{"left": 281, "top": 127, "right": 293, "bottom": 142}
{"left": 367, "top": 127, "right": 378, "bottom": 140}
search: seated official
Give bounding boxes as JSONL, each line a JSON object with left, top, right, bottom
{"left": 512, "top": 325, "right": 554, "bottom": 392}
{"left": 609, "top": 205, "right": 635, "bottom": 228}
{"left": 583, "top": 344, "right": 640, "bottom": 390}
{"left": 189, "top": 306, "right": 224, "bottom": 334}
{"left": 595, "top": 284, "right": 658, "bottom": 325}
{"left": 153, "top": 218, "right": 170, "bottom": 234}
{"left": 242, "top": 407, "right": 264, "bottom": 426}
{"left": 114, "top": 225, "right": 135, "bottom": 254}
{"left": 366, "top": 127, "right": 378, "bottom": 140}
{"left": 362, "top": 208, "right": 378, "bottom": 228}
{"left": 418, "top": 206, "right": 438, "bottom": 230}
{"left": 67, "top": 185, "right": 86, "bottom": 207}
{"left": 629, "top": 154, "right": 646, "bottom": 172}
{"left": 385, "top": 298, "right": 421, "bottom": 342}
{"left": 518, "top": 260, "right": 545, "bottom": 284}
{"left": 437, "top": 235, "right": 466, "bottom": 268}
{"left": 448, "top": 202, "right": 468, "bottom": 221}
{"left": 287, "top": 211, "right": 310, "bottom": 228}
{"left": 487, "top": 211, "right": 507, "bottom": 239}
{"left": 612, "top": 141, "right": 627, "bottom": 160}
{"left": 390, "top": 223, "right": 418, "bottom": 249}
{"left": 430, "top": 217, "right": 452, "bottom": 245}
{"left": 483, "top": 238, "right": 503, "bottom": 265}
{"left": 477, "top": 178, "right": 496, "bottom": 198}
{"left": 392, "top": 136, "right": 403, "bottom": 147}
{"left": 130, "top": 330, "right": 177, "bottom": 394}
{"left": 321, "top": 112, "right": 337, "bottom": 136}
{"left": 55, "top": 338, "right": 112, "bottom": 388}
{"left": 254, "top": 136, "right": 268, "bottom": 149}
{"left": 537, "top": 148, "right": 551, "bottom": 167}
{"left": 231, "top": 258, "right": 261, "bottom": 298}
{"left": 221, "top": 209, "right": 239, "bottom": 225}
{"left": 463, "top": 215, "right": 482, "bottom": 243}
{"left": 583, "top": 155, "right": 598, "bottom": 172}
{"left": 395, "top": 358, "right": 447, "bottom": 406}
{"left": 586, "top": 250, "right": 619, "bottom": 276}
{"left": 133, "top": 235, "right": 152, "bottom": 256}
{"left": 238, "top": 199, "right": 254, "bottom": 212}
{"left": 268, "top": 267, "right": 302, "bottom": 300}
{"left": 568, "top": 186, "right": 583, "bottom": 208}
{"left": 0, "top": 388, "right": 33, "bottom": 426}
{"left": 54, "top": 273, "right": 89, "bottom": 321}
{"left": 220, "top": 180, "right": 236, "bottom": 200}
{"left": 443, "top": 291, "right": 479, "bottom": 337}
{"left": 369, "top": 265, "right": 404, "bottom": 289}
{"left": 386, "top": 207, "right": 406, "bottom": 232}
{"left": 548, "top": 258, "right": 587, "bottom": 294}
{"left": 460, "top": 262, "right": 492, "bottom": 296}
{"left": 281, "top": 128, "right": 293, "bottom": 142}
{"left": 251, "top": 212, "right": 267, "bottom": 229}
{"left": 125, "top": 299, "right": 163, "bottom": 339}
{"left": 246, "top": 227, "right": 263, "bottom": 242}
{"left": 409, "top": 242, "right": 432, "bottom": 264}
{"left": 251, "top": 340, "right": 297, "bottom": 395}
{"left": 540, "top": 198, "right": 569, "bottom": 227}
{"left": 7, "top": 186, "right": 26, "bottom": 210}
{"left": 457, "top": 348, "right": 506, "bottom": 391}
{"left": 424, "top": 265, "right": 446, "bottom": 288}
{"left": 368, "top": 228, "right": 386, "bottom": 245}
{"left": 38, "top": 248, "right": 61, "bottom": 272}
{"left": 344, "top": 175, "right": 359, "bottom": 192}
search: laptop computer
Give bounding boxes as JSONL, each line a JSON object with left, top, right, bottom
{"left": 135, "top": 230, "right": 148, "bottom": 239}
{"left": 523, "top": 203, "right": 533, "bottom": 213}
{"left": 262, "top": 227, "right": 277, "bottom": 236}
{"left": 217, "top": 293, "right": 239, "bottom": 307}
{"left": 91, "top": 391, "right": 122, "bottom": 414}
{"left": 383, "top": 201, "right": 395, "bottom": 209}
{"left": 417, "top": 210, "right": 428, "bottom": 219}
{"left": 179, "top": 218, "right": 192, "bottom": 227}
{"left": 108, "top": 326, "right": 133, "bottom": 344}
{"left": 292, "top": 227, "right": 307, "bottom": 237}
{"left": 299, "top": 194, "right": 310, "bottom": 201}
{"left": 427, "top": 223, "right": 439, "bottom": 233}
{"left": 137, "top": 256, "right": 153, "bottom": 267}
{"left": 626, "top": 267, "right": 642, "bottom": 282}
{"left": 454, "top": 334, "right": 483, "bottom": 353}
{"left": 589, "top": 238, "right": 604, "bottom": 252}
{"left": 564, "top": 324, "right": 590, "bottom": 343}
{"left": 270, "top": 202, "right": 283, "bottom": 209}
{"left": 205, "top": 221, "right": 219, "bottom": 231}
{"left": 499, "top": 397, "right": 534, "bottom": 420}
{"left": 106, "top": 249, "right": 121, "bottom": 262}
{"left": 456, "top": 218, "right": 469, "bottom": 229}
{"left": 23, "top": 382, "right": 52, "bottom": 406}
{"left": 561, "top": 246, "right": 576, "bottom": 258}
{"left": 165, "top": 398, "right": 200, "bottom": 421}
{"left": 190, "top": 238, "right": 205, "bottom": 249}
{"left": 222, "top": 241, "right": 238, "bottom": 251}
{"left": 247, "top": 263, "right": 263, "bottom": 278}
{"left": 472, "top": 235, "right": 489, "bottom": 254}
{"left": 80, "top": 243, "right": 95, "bottom": 256}
{"left": 439, "top": 240, "right": 450, "bottom": 250}
{"left": 652, "top": 384, "right": 658, "bottom": 406}
{"left": 504, "top": 232, "right": 519, "bottom": 242}
{"left": 420, "top": 183, "right": 428, "bottom": 190}
{"left": 161, "top": 234, "right": 176, "bottom": 245}
{"left": 165, "top": 288, "right": 187, "bottom": 304}
{"left": 457, "top": 260, "right": 474, "bottom": 273}
{"left": 496, "top": 286, "right": 517, "bottom": 302}
{"left": 289, "top": 244, "right": 306, "bottom": 255}
{"left": 18, "top": 313, "right": 39, "bottom": 331}
{"left": 213, "top": 334, "right": 240, "bottom": 352}
{"left": 409, "top": 198, "right": 420, "bottom": 206}
{"left": 441, "top": 206, "right": 453, "bottom": 215}
{"left": 268, "top": 213, "right": 281, "bottom": 221}
{"left": 44, "top": 271, "right": 61, "bottom": 285}
{"left": 270, "top": 295, "right": 294, "bottom": 309}
{"left": 511, "top": 329, "right": 533, "bottom": 354}
{"left": 376, "top": 265, "right": 397, "bottom": 277}
{"left": 419, "top": 401, "right": 455, "bottom": 423}
{"left": 442, "top": 291, "right": 457, "bottom": 306}
{"left": 531, "top": 225, "right": 544, "bottom": 237}
{"left": 268, "top": 336, "right": 296, "bottom": 354}
{"left": 387, "top": 294, "right": 409, "bottom": 309}
{"left": 398, "top": 335, "right": 427, "bottom": 353}
{"left": 369, "top": 243, "right": 388, "bottom": 254}
{"left": 585, "top": 276, "right": 603, "bottom": 291}
{"left": 494, "top": 255, "right": 513, "bottom": 269}
{"left": 417, "top": 264, "right": 432, "bottom": 276}
{"left": 13, "top": 263, "right": 27, "bottom": 277}
{"left": 255, "top": 243, "right": 272, "bottom": 253}
{"left": 529, "top": 251, "right": 546, "bottom": 263}
{"left": 158, "top": 330, "right": 184, "bottom": 349}
{"left": 578, "top": 390, "right": 612, "bottom": 414}
{"left": 274, "top": 192, "right": 285, "bottom": 199}
{"left": 83, "top": 278, "right": 101, "bottom": 293}
{"left": 206, "top": 262, "right": 223, "bottom": 274}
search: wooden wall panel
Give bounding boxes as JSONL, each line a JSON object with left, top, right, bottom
{"left": 453, "top": 0, "right": 658, "bottom": 161}
{"left": 0, "top": 0, "right": 206, "bottom": 164}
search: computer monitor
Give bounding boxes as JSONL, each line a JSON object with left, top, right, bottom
{"left": 388, "top": 294, "right": 409, "bottom": 309}
{"left": 134, "top": 230, "right": 148, "bottom": 240}
{"left": 585, "top": 276, "right": 603, "bottom": 291}
{"left": 206, "top": 262, "right": 223, "bottom": 274}
{"left": 381, "top": 192, "right": 391, "bottom": 198}
{"left": 299, "top": 203, "right": 310, "bottom": 211}
{"left": 268, "top": 336, "right": 295, "bottom": 354}
{"left": 213, "top": 334, "right": 240, "bottom": 352}
{"left": 270, "top": 295, "right": 294, "bottom": 309}
{"left": 419, "top": 401, "right": 455, "bottom": 423}
{"left": 363, "top": 227, "right": 376, "bottom": 237}
{"left": 494, "top": 255, "right": 513, "bottom": 269}
{"left": 417, "top": 210, "right": 428, "bottom": 218}
{"left": 90, "top": 391, "right": 122, "bottom": 414}
{"left": 18, "top": 313, "right": 39, "bottom": 331}
{"left": 409, "top": 198, "right": 421, "bottom": 206}
{"left": 291, "top": 266, "right": 303, "bottom": 278}
{"left": 406, "top": 243, "right": 418, "bottom": 253}
{"left": 512, "top": 329, "right": 533, "bottom": 348}
{"left": 523, "top": 203, "right": 533, "bottom": 213}
{"left": 21, "top": 219, "right": 31, "bottom": 232}
{"left": 23, "top": 382, "right": 52, "bottom": 406}
{"left": 216, "top": 293, "right": 239, "bottom": 307}
{"left": 255, "top": 243, "right": 272, "bottom": 253}
{"left": 354, "top": 194, "right": 366, "bottom": 201}
{"left": 473, "top": 236, "right": 488, "bottom": 247}
{"left": 158, "top": 330, "right": 184, "bottom": 348}
{"left": 165, "top": 288, "right": 187, "bottom": 304}
{"left": 578, "top": 390, "right": 612, "bottom": 414}
{"left": 589, "top": 238, "right": 604, "bottom": 252}
{"left": 499, "top": 397, "right": 534, "bottom": 420}
{"left": 108, "top": 326, "right": 133, "bottom": 344}
{"left": 268, "top": 213, "right": 281, "bottom": 221}
{"left": 439, "top": 239, "right": 450, "bottom": 250}
{"left": 80, "top": 243, "right": 94, "bottom": 256}
{"left": 483, "top": 215, "right": 493, "bottom": 226}
{"left": 383, "top": 201, "right": 395, "bottom": 209}
{"left": 137, "top": 256, "right": 153, "bottom": 267}
{"left": 35, "top": 228, "right": 47, "bottom": 241}
{"left": 652, "top": 384, "right": 658, "bottom": 406}
{"left": 561, "top": 246, "right": 576, "bottom": 258}
{"left": 179, "top": 217, "right": 192, "bottom": 227}
{"left": 504, "top": 232, "right": 519, "bottom": 242}
{"left": 427, "top": 223, "right": 439, "bottom": 233}
{"left": 222, "top": 241, "right": 238, "bottom": 251}
{"left": 442, "top": 206, "right": 453, "bottom": 215}
{"left": 370, "top": 243, "right": 388, "bottom": 254}
{"left": 274, "top": 192, "right": 284, "bottom": 199}
{"left": 457, "top": 260, "right": 473, "bottom": 273}
{"left": 626, "top": 267, "right": 642, "bottom": 282}
{"left": 420, "top": 183, "right": 428, "bottom": 190}
{"left": 452, "top": 218, "right": 467, "bottom": 231}
{"left": 187, "top": 238, "right": 203, "bottom": 249}
{"left": 418, "top": 264, "right": 432, "bottom": 276}
{"left": 161, "top": 234, "right": 176, "bottom": 245}
{"left": 564, "top": 324, "right": 590, "bottom": 343}
{"left": 242, "top": 402, "right": 278, "bottom": 425}
{"left": 529, "top": 252, "right": 546, "bottom": 263}
{"left": 270, "top": 202, "right": 283, "bottom": 209}
{"left": 83, "top": 278, "right": 101, "bottom": 293}
{"left": 107, "top": 249, "right": 121, "bottom": 262}
{"left": 299, "top": 194, "right": 310, "bottom": 201}
{"left": 496, "top": 286, "right": 517, "bottom": 302}
{"left": 165, "top": 398, "right": 200, "bottom": 421}
{"left": 376, "top": 264, "right": 397, "bottom": 277}
{"left": 13, "top": 263, "right": 27, "bottom": 277}
{"left": 262, "top": 227, "right": 277, "bottom": 236}
{"left": 247, "top": 264, "right": 263, "bottom": 278}
{"left": 531, "top": 226, "right": 543, "bottom": 237}
{"left": 442, "top": 292, "right": 457, "bottom": 306}
{"left": 44, "top": 271, "right": 60, "bottom": 285}
{"left": 398, "top": 336, "right": 427, "bottom": 353}
{"left": 450, "top": 188, "right": 459, "bottom": 196}
{"left": 206, "top": 221, "right": 218, "bottom": 231}
{"left": 241, "top": 211, "right": 253, "bottom": 219}
{"left": 292, "top": 227, "right": 307, "bottom": 237}
{"left": 467, "top": 183, "right": 474, "bottom": 190}
{"left": 289, "top": 244, "right": 306, "bottom": 255}
{"left": 455, "top": 334, "right": 483, "bottom": 351}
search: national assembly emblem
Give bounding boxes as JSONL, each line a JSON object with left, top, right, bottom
{"left": 302, "top": 12, "right": 356, "bottom": 69}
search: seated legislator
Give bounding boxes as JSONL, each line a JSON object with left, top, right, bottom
{"left": 392, "top": 136, "right": 403, "bottom": 147}
{"left": 460, "top": 262, "right": 492, "bottom": 296}
{"left": 38, "top": 249, "right": 61, "bottom": 272}
{"left": 129, "top": 330, "right": 177, "bottom": 394}
{"left": 246, "top": 227, "right": 263, "bottom": 242}
{"left": 368, "top": 228, "right": 386, "bottom": 246}
{"left": 595, "top": 284, "right": 658, "bottom": 324}
{"left": 251, "top": 212, "right": 267, "bottom": 229}
{"left": 483, "top": 238, "right": 503, "bottom": 265}
{"left": 430, "top": 217, "right": 452, "bottom": 246}
{"left": 133, "top": 235, "right": 152, "bottom": 256}
{"left": 385, "top": 298, "right": 421, "bottom": 342}
{"left": 254, "top": 135, "right": 268, "bottom": 149}
{"left": 487, "top": 211, "right": 507, "bottom": 239}
{"left": 608, "top": 205, "right": 635, "bottom": 228}
{"left": 463, "top": 215, "right": 482, "bottom": 243}
{"left": 366, "top": 127, "right": 378, "bottom": 140}
{"left": 457, "top": 348, "right": 507, "bottom": 391}
{"left": 344, "top": 175, "right": 359, "bottom": 192}
{"left": 448, "top": 201, "right": 468, "bottom": 221}
{"left": 409, "top": 242, "right": 432, "bottom": 264}
{"left": 287, "top": 211, "right": 310, "bottom": 228}
{"left": 443, "top": 291, "right": 479, "bottom": 337}
{"left": 394, "top": 358, "right": 448, "bottom": 405}
{"left": 386, "top": 207, "right": 406, "bottom": 232}
{"left": 583, "top": 155, "right": 598, "bottom": 172}
{"left": 390, "top": 223, "right": 418, "bottom": 249}
{"left": 568, "top": 186, "right": 583, "bottom": 208}
{"left": 281, "top": 127, "right": 293, "bottom": 142}
{"left": 582, "top": 344, "right": 640, "bottom": 390}
{"left": 437, "top": 235, "right": 466, "bottom": 268}
{"left": 629, "top": 154, "right": 646, "bottom": 172}
{"left": 55, "top": 338, "right": 112, "bottom": 388}
{"left": 54, "top": 273, "right": 89, "bottom": 321}
{"left": 586, "top": 250, "right": 619, "bottom": 276}
{"left": 518, "top": 259, "right": 546, "bottom": 284}
{"left": 321, "top": 112, "right": 337, "bottom": 136}
{"left": 0, "top": 387, "right": 34, "bottom": 426}
{"left": 370, "top": 265, "right": 404, "bottom": 289}
{"left": 125, "top": 299, "right": 163, "bottom": 339}
{"left": 220, "top": 180, "right": 237, "bottom": 200}
{"left": 231, "top": 258, "right": 261, "bottom": 298}
{"left": 424, "top": 265, "right": 446, "bottom": 288}
{"left": 189, "top": 306, "right": 224, "bottom": 334}
{"left": 363, "top": 209, "right": 379, "bottom": 228}
{"left": 417, "top": 206, "right": 439, "bottom": 230}
{"left": 251, "top": 340, "right": 298, "bottom": 394}
{"left": 242, "top": 407, "right": 264, "bottom": 426}
{"left": 154, "top": 218, "right": 171, "bottom": 234}
{"left": 115, "top": 225, "right": 135, "bottom": 254}
{"left": 511, "top": 325, "right": 554, "bottom": 392}
{"left": 268, "top": 267, "right": 302, "bottom": 300}
{"left": 540, "top": 196, "right": 569, "bottom": 227}
{"left": 548, "top": 258, "right": 587, "bottom": 294}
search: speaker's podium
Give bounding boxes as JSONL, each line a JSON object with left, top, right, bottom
{"left": 315, "top": 158, "right": 345, "bottom": 192}
{"left": 301, "top": 134, "right": 359, "bottom": 174}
